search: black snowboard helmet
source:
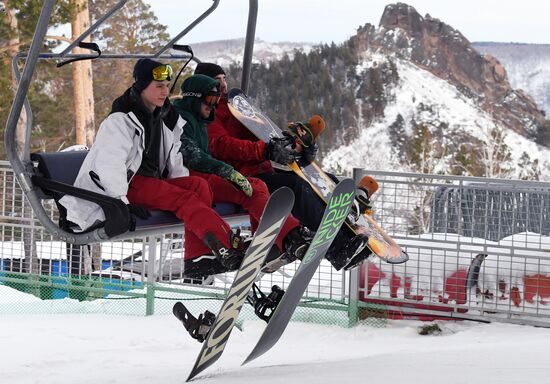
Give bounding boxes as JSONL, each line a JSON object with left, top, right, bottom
{"left": 194, "top": 62, "right": 225, "bottom": 79}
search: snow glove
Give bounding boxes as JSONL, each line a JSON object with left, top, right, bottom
{"left": 127, "top": 204, "right": 151, "bottom": 231}
{"left": 228, "top": 170, "right": 253, "bottom": 197}
{"left": 265, "top": 136, "right": 297, "bottom": 165}
{"left": 298, "top": 142, "right": 318, "bottom": 166}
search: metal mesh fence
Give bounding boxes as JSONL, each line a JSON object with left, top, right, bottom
{"left": 353, "top": 169, "right": 550, "bottom": 327}
{"left": 0, "top": 161, "right": 359, "bottom": 328}
{"left": 9, "top": 162, "right": 550, "bottom": 328}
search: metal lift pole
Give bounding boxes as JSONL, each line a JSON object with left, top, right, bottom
{"left": 241, "top": 0, "right": 258, "bottom": 94}
{"left": 5, "top": 0, "right": 55, "bottom": 181}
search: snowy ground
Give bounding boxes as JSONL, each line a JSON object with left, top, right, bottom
{"left": 2, "top": 311, "right": 550, "bottom": 383}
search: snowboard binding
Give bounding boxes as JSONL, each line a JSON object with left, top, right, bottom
{"left": 247, "top": 283, "right": 285, "bottom": 322}
{"left": 350, "top": 176, "right": 379, "bottom": 222}
{"left": 286, "top": 115, "right": 325, "bottom": 148}
{"left": 173, "top": 302, "right": 216, "bottom": 343}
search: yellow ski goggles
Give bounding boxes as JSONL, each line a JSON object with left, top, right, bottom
{"left": 151, "top": 64, "right": 173, "bottom": 81}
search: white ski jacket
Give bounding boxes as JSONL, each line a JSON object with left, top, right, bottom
{"left": 59, "top": 101, "right": 189, "bottom": 232}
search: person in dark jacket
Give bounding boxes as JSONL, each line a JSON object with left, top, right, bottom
{"left": 172, "top": 74, "right": 313, "bottom": 273}
{"left": 196, "top": 62, "right": 373, "bottom": 270}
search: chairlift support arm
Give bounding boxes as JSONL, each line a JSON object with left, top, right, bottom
{"left": 155, "top": 0, "right": 220, "bottom": 58}
{"left": 59, "top": 0, "right": 129, "bottom": 57}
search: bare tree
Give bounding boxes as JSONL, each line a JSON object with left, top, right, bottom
{"left": 478, "top": 126, "right": 513, "bottom": 179}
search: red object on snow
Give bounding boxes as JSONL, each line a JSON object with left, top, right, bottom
{"left": 359, "top": 262, "right": 468, "bottom": 321}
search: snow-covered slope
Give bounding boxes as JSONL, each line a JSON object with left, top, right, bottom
{"left": 193, "top": 39, "right": 550, "bottom": 120}
{"left": 2, "top": 295, "right": 550, "bottom": 384}
{"left": 322, "top": 55, "right": 550, "bottom": 180}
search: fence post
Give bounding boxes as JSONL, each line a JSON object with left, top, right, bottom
{"left": 348, "top": 267, "right": 361, "bottom": 327}
{"left": 346, "top": 168, "right": 364, "bottom": 326}
{"left": 145, "top": 236, "right": 157, "bottom": 316}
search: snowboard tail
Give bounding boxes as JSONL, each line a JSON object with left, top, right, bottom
{"left": 186, "top": 187, "right": 294, "bottom": 381}
{"left": 288, "top": 162, "right": 407, "bottom": 264}
{"left": 467, "top": 253, "right": 487, "bottom": 291}
{"left": 243, "top": 178, "right": 356, "bottom": 365}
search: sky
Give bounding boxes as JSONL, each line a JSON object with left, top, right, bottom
{"left": 144, "top": 0, "right": 550, "bottom": 45}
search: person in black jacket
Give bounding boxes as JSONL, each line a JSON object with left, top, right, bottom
{"left": 198, "top": 62, "right": 375, "bottom": 270}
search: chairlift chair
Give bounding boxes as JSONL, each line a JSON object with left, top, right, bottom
{"left": 4, "top": 0, "right": 259, "bottom": 246}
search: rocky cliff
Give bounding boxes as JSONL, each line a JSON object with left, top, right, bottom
{"left": 349, "top": 2, "right": 546, "bottom": 142}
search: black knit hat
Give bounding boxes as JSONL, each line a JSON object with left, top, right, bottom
{"left": 194, "top": 62, "right": 225, "bottom": 79}
{"left": 132, "top": 58, "right": 165, "bottom": 94}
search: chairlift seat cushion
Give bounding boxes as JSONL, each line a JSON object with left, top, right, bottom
{"left": 134, "top": 202, "right": 241, "bottom": 227}
{"left": 32, "top": 151, "right": 88, "bottom": 186}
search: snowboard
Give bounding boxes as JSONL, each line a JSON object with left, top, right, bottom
{"left": 228, "top": 88, "right": 408, "bottom": 265}
{"left": 186, "top": 187, "right": 294, "bottom": 381}
{"left": 243, "top": 178, "right": 356, "bottom": 365}
{"left": 466, "top": 253, "right": 487, "bottom": 291}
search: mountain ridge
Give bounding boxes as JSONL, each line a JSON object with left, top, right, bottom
{"left": 191, "top": 38, "right": 550, "bottom": 119}
{"left": 187, "top": 3, "right": 550, "bottom": 180}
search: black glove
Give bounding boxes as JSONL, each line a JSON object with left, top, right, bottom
{"left": 299, "top": 142, "right": 318, "bottom": 166}
{"left": 265, "top": 137, "right": 297, "bottom": 164}
{"left": 127, "top": 204, "right": 151, "bottom": 232}
{"left": 127, "top": 204, "right": 151, "bottom": 219}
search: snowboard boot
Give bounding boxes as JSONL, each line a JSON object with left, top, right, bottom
{"left": 353, "top": 175, "right": 379, "bottom": 219}
{"left": 173, "top": 302, "right": 216, "bottom": 343}
{"left": 203, "top": 229, "right": 247, "bottom": 271}
{"left": 284, "top": 225, "right": 314, "bottom": 260}
{"left": 246, "top": 283, "right": 285, "bottom": 322}
{"left": 262, "top": 226, "right": 314, "bottom": 273}
{"left": 261, "top": 244, "right": 287, "bottom": 273}
{"left": 343, "top": 241, "right": 374, "bottom": 270}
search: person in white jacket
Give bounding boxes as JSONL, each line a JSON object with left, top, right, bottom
{"left": 59, "top": 59, "right": 246, "bottom": 277}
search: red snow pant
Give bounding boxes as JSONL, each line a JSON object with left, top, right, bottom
{"left": 190, "top": 171, "right": 300, "bottom": 251}
{"left": 127, "top": 175, "right": 231, "bottom": 261}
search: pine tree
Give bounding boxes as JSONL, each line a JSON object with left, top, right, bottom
{"left": 89, "top": 0, "right": 170, "bottom": 121}
{"left": 537, "top": 119, "right": 550, "bottom": 147}
{"left": 388, "top": 114, "right": 406, "bottom": 156}
{"left": 452, "top": 143, "right": 474, "bottom": 176}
